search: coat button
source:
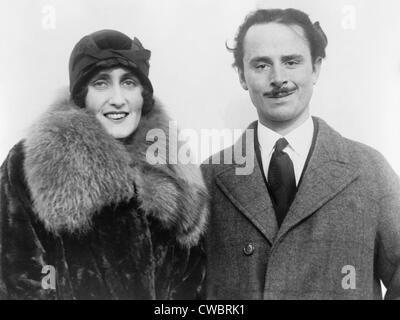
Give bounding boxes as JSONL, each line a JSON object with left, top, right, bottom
{"left": 243, "top": 243, "right": 255, "bottom": 256}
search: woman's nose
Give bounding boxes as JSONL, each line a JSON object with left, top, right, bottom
{"left": 109, "top": 86, "right": 125, "bottom": 107}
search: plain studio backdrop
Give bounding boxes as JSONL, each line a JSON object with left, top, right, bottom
{"left": 0, "top": 0, "right": 398, "bottom": 297}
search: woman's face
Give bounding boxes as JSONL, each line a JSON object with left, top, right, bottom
{"left": 85, "top": 67, "right": 143, "bottom": 139}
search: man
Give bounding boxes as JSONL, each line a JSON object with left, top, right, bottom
{"left": 201, "top": 8, "right": 400, "bottom": 299}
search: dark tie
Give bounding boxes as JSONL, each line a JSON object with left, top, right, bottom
{"left": 267, "top": 138, "right": 296, "bottom": 227}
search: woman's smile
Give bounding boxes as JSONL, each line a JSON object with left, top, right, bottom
{"left": 103, "top": 111, "right": 129, "bottom": 121}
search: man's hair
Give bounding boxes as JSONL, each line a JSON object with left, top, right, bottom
{"left": 229, "top": 8, "right": 328, "bottom": 72}
{"left": 72, "top": 67, "right": 154, "bottom": 115}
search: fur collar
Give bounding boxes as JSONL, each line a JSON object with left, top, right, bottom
{"left": 24, "top": 93, "right": 208, "bottom": 247}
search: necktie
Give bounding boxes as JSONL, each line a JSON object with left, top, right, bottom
{"left": 267, "top": 138, "right": 296, "bottom": 227}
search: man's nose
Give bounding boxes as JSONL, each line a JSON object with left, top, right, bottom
{"left": 109, "top": 86, "right": 125, "bottom": 107}
{"left": 269, "top": 66, "right": 288, "bottom": 88}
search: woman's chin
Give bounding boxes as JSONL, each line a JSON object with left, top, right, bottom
{"left": 104, "top": 123, "right": 139, "bottom": 140}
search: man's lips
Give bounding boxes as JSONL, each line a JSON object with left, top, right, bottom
{"left": 103, "top": 111, "right": 129, "bottom": 120}
{"left": 264, "top": 89, "right": 296, "bottom": 99}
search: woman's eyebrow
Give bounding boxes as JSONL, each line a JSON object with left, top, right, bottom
{"left": 91, "top": 72, "right": 110, "bottom": 81}
{"left": 121, "top": 72, "right": 139, "bottom": 80}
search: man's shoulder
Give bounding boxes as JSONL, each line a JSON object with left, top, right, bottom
{"left": 200, "top": 145, "right": 237, "bottom": 180}
{"left": 343, "top": 137, "right": 384, "bottom": 163}
{"left": 316, "top": 117, "right": 398, "bottom": 190}
{"left": 316, "top": 117, "right": 386, "bottom": 165}
{"left": 344, "top": 137, "right": 398, "bottom": 187}
{"left": 200, "top": 121, "right": 257, "bottom": 177}
{"left": 333, "top": 130, "right": 390, "bottom": 171}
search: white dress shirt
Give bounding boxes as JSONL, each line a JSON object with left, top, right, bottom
{"left": 257, "top": 117, "right": 314, "bottom": 186}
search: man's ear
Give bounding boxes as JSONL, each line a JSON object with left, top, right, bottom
{"left": 239, "top": 69, "right": 248, "bottom": 90}
{"left": 312, "top": 57, "right": 322, "bottom": 85}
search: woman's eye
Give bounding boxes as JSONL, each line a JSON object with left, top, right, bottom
{"left": 92, "top": 80, "right": 108, "bottom": 88}
{"left": 122, "top": 79, "right": 138, "bottom": 87}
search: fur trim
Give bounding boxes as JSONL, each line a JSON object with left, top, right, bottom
{"left": 24, "top": 92, "right": 208, "bottom": 247}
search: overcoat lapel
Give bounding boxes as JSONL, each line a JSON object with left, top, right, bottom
{"left": 276, "top": 117, "right": 360, "bottom": 240}
{"left": 215, "top": 123, "right": 278, "bottom": 244}
{"left": 214, "top": 118, "right": 360, "bottom": 245}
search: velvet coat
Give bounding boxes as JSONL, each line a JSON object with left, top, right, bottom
{"left": 0, "top": 94, "right": 208, "bottom": 300}
{"left": 201, "top": 118, "right": 400, "bottom": 300}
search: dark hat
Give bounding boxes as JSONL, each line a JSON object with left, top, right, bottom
{"left": 69, "top": 29, "right": 153, "bottom": 102}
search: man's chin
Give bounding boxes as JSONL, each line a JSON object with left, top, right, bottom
{"left": 260, "top": 109, "right": 298, "bottom": 123}
{"left": 258, "top": 108, "right": 309, "bottom": 132}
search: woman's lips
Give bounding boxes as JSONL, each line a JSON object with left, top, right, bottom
{"left": 104, "top": 112, "right": 129, "bottom": 120}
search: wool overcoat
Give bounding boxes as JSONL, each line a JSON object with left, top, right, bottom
{"left": 201, "top": 118, "right": 400, "bottom": 299}
{"left": 0, "top": 94, "right": 208, "bottom": 300}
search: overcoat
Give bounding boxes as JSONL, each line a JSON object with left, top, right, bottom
{"left": 0, "top": 94, "right": 208, "bottom": 300}
{"left": 201, "top": 117, "right": 400, "bottom": 299}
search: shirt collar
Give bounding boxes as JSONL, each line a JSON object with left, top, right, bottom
{"left": 257, "top": 116, "right": 314, "bottom": 157}
{"left": 257, "top": 121, "right": 282, "bottom": 157}
{"left": 285, "top": 117, "right": 314, "bottom": 158}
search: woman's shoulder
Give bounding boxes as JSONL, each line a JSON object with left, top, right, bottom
{"left": 0, "top": 140, "right": 33, "bottom": 221}
{"left": 1, "top": 140, "right": 27, "bottom": 183}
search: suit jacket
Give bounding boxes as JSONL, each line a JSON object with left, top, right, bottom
{"left": 201, "top": 117, "right": 400, "bottom": 300}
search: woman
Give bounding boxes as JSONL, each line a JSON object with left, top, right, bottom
{"left": 0, "top": 30, "right": 208, "bottom": 299}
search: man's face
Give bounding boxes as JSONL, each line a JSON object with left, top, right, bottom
{"left": 240, "top": 22, "right": 321, "bottom": 132}
{"left": 85, "top": 67, "right": 143, "bottom": 139}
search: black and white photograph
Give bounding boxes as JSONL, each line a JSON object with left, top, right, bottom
{"left": 0, "top": 0, "right": 399, "bottom": 303}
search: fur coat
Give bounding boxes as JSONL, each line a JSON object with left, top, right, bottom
{"left": 0, "top": 93, "right": 208, "bottom": 300}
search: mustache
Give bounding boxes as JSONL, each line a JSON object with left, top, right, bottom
{"left": 264, "top": 86, "right": 296, "bottom": 98}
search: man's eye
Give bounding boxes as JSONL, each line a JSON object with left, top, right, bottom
{"left": 256, "top": 63, "right": 268, "bottom": 70}
{"left": 286, "top": 60, "right": 300, "bottom": 67}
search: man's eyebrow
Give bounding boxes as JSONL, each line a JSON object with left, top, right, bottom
{"left": 249, "top": 54, "right": 304, "bottom": 64}
{"left": 249, "top": 56, "right": 273, "bottom": 64}
{"left": 281, "top": 54, "right": 304, "bottom": 61}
